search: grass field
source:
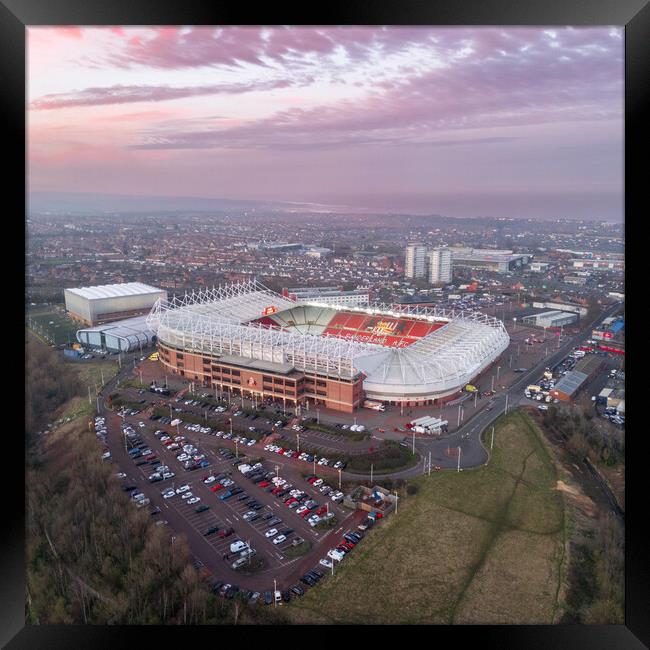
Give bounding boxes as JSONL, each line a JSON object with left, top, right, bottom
{"left": 285, "top": 410, "right": 567, "bottom": 625}
{"left": 60, "top": 360, "right": 120, "bottom": 422}
{"left": 26, "top": 304, "right": 80, "bottom": 346}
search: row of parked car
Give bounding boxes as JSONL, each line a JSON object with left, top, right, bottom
{"left": 153, "top": 428, "right": 212, "bottom": 472}
{"left": 95, "top": 416, "right": 111, "bottom": 461}
{"left": 262, "top": 444, "right": 347, "bottom": 470}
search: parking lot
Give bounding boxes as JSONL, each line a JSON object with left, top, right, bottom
{"left": 100, "top": 400, "right": 369, "bottom": 602}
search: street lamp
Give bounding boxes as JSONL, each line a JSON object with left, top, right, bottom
{"left": 273, "top": 579, "right": 277, "bottom": 607}
{"left": 513, "top": 317, "right": 517, "bottom": 332}
{"left": 338, "top": 468, "right": 342, "bottom": 489}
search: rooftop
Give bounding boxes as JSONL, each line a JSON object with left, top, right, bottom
{"left": 65, "top": 282, "right": 165, "bottom": 300}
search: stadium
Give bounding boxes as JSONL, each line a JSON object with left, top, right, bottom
{"left": 146, "top": 280, "right": 509, "bottom": 413}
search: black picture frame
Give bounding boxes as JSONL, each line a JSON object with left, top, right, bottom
{"left": 6, "top": 0, "right": 647, "bottom": 646}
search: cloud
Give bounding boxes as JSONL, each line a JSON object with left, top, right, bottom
{"left": 126, "top": 27, "right": 622, "bottom": 151}
{"left": 104, "top": 26, "right": 437, "bottom": 70}
{"left": 29, "top": 79, "right": 292, "bottom": 110}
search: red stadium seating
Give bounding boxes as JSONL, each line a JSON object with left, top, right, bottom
{"left": 255, "top": 308, "right": 446, "bottom": 348}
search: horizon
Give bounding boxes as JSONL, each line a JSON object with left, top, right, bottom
{"left": 27, "top": 189, "right": 623, "bottom": 224}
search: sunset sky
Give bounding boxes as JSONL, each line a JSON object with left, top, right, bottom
{"left": 28, "top": 26, "right": 624, "bottom": 219}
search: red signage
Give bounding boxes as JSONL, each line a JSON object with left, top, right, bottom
{"left": 263, "top": 306, "right": 278, "bottom": 316}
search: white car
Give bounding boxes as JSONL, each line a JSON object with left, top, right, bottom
{"left": 272, "top": 535, "right": 287, "bottom": 545}
{"left": 181, "top": 492, "right": 194, "bottom": 500}
{"left": 295, "top": 505, "right": 308, "bottom": 514}
{"left": 265, "top": 528, "right": 278, "bottom": 538}
{"left": 247, "top": 439, "right": 255, "bottom": 446}
{"left": 319, "top": 558, "right": 334, "bottom": 569}
{"left": 204, "top": 476, "right": 216, "bottom": 484}
{"left": 177, "top": 454, "right": 190, "bottom": 462}
{"left": 230, "top": 540, "right": 248, "bottom": 553}
{"left": 116, "top": 472, "right": 127, "bottom": 479}
{"left": 176, "top": 484, "right": 190, "bottom": 494}
{"left": 313, "top": 479, "right": 323, "bottom": 487}
{"left": 327, "top": 549, "right": 344, "bottom": 562}
{"left": 162, "top": 490, "right": 176, "bottom": 499}
{"left": 243, "top": 511, "right": 256, "bottom": 520}
{"left": 162, "top": 472, "right": 175, "bottom": 479}
{"left": 187, "top": 497, "right": 200, "bottom": 504}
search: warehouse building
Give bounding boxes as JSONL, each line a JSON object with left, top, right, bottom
{"left": 550, "top": 355, "right": 604, "bottom": 402}
{"left": 522, "top": 310, "right": 578, "bottom": 328}
{"left": 76, "top": 315, "right": 156, "bottom": 353}
{"left": 282, "top": 286, "right": 370, "bottom": 307}
{"left": 64, "top": 282, "right": 167, "bottom": 326}
{"left": 449, "top": 248, "right": 531, "bottom": 273}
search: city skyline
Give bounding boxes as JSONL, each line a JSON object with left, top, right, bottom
{"left": 28, "top": 26, "right": 623, "bottom": 220}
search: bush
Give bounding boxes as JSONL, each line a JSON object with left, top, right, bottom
{"left": 406, "top": 484, "right": 418, "bottom": 495}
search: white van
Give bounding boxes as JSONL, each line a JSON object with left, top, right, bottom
{"left": 230, "top": 540, "right": 248, "bottom": 553}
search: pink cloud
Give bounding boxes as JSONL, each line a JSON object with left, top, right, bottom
{"left": 29, "top": 79, "right": 292, "bottom": 110}
{"left": 128, "top": 27, "right": 621, "bottom": 151}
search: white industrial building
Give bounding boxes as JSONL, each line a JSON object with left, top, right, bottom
{"left": 76, "top": 314, "right": 157, "bottom": 353}
{"left": 64, "top": 282, "right": 167, "bottom": 326}
{"left": 283, "top": 286, "right": 370, "bottom": 307}
{"left": 522, "top": 310, "right": 578, "bottom": 328}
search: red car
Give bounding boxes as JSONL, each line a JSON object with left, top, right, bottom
{"left": 258, "top": 481, "right": 270, "bottom": 488}
{"left": 277, "top": 448, "right": 285, "bottom": 454}
{"left": 300, "top": 510, "right": 311, "bottom": 519}
{"left": 210, "top": 484, "right": 223, "bottom": 492}
{"left": 163, "top": 439, "right": 174, "bottom": 445}
{"left": 272, "top": 486, "right": 283, "bottom": 494}
{"left": 307, "top": 477, "right": 318, "bottom": 484}
{"left": 144, "top": 453, "right": 157, "bottom": 460}
{"left": 218, "top": 527, "right": 234, "bottom": 538}
{"left": 316, "top": 506, "right": 327, "bottom": 515}
{"left": 285, "top": 497, "right": 297, "bottom": 506}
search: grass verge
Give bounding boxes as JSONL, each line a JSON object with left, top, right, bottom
{"left": 284, "top": 410, "right": 567, "bottom": 625}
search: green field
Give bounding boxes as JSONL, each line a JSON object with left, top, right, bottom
{"left": 285, "top": 410, "right": 567, "bottom": 625}
{"left": 26, "top": 304, "right": 80, "bottom": 346}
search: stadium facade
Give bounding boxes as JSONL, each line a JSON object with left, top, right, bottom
{"left": 146, "top": 280, "right": 509, "bottom": 413}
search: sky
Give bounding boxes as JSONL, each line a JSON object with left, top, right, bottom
{"left": 27, "top": 26, "right": 624, "bottom": 220}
